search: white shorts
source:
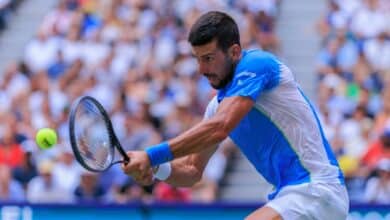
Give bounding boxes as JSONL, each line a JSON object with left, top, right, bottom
{"left": 265, "top": 182, "right": 349, "bottom": 220}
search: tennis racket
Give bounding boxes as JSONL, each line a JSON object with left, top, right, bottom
{"left": 69, "top": 96, "right": 129, "bottom": 172}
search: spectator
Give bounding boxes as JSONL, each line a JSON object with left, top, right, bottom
{"left": 338, "top": 105, "right": 373, "bottom": 159}
{"left": 110, "top": 179, "right": 149, "bottom": 204}
{"left": 363, "top": 32, "right": 390, "bottom": 73}
{"left": 0, "top": 0, "right": 11, "bottom": 31}
{"left": 40, "top": 0, "right": 75, "bottom": 36}
{"left": 154, "top": 182, "right": 191, "bottom": 203}
{"left": 316, "top": 0, "right": 349, "bottom": 37}
{"left": 12, "top": 140, "right": 38, "bottom": 190}
{"left": 51, "top": 145, "right": 81, "bottom": 195}
{"left": 27, "top": 160, "right": 73, "bottom": 203}
{"left": 47, "top": 50, "right": 69, "bottom": 80}
{"left": 24, "top": 29, "right": 59, "bottom": 73}
{"left": 98, "top": 163, "right": 129, "bottom": 201}
{"left": 253, "top": 10, "right": 279, "bottom": 53}
{"left": 361, "top": 127, "right": 390, "bottom": 168}
{"left": 0, "top": 125, "right": 24, "bottom": 168}
{"left": 350, "top": 0, "right": 387, "bottom": 40}
{"left": 364, "top": 159, "right": 390, "bottom": 204}
{"left": 0, "top": 165, "right": 25, "bottom": 202}
{"left": 372, "top": 89, "right": 390, "bottom": 136}
{"left": 74, "top": 170, "right": 105, "bottom": 203}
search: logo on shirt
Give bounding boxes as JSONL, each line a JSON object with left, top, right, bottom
{"left": 236, "top": 71, "right": 256, "bottom": 78}
{"left": 236, "top": 71, "right": 256, "bottom": 85}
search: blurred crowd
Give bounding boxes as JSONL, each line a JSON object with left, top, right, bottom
{"left": 0, "top": 0, "right": 23, "bottom": 32}
{"left": 0, "top": 0, "right": 281, "bottom": 204}
{"left": 316, "top": 0, "right": 390, "bottom": 204}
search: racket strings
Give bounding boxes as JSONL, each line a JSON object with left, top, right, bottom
{"left": 73, "top": 99, "right": 114, "bottom": 171}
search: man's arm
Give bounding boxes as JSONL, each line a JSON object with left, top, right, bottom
{"left": 122, "top": 96, "right": 253, "bottom": 183}
{"left": 168, "top": 96, "right": 253, "bottom": 158}
{"left": 164, "top": 144, "right": 218, "bottom": 187}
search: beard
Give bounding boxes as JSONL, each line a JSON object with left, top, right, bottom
{"left": 211, "top": 56, "right": 237, "bottom": 90}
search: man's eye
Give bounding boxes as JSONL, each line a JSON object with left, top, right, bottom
{"left": 205, "top": 56, "right": 214, "bottom": 62}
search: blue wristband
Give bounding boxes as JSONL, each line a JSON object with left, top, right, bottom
{"left": 145, "top": 142, "right": 174, "bottom": 166}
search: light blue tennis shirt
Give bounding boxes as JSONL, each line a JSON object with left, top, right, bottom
{"left": 205, "top": 49, "right": 344, "bottom": 200}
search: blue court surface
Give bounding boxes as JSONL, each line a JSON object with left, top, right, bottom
{"left": 0, "top": 203, "right": 389, "bottom": 220}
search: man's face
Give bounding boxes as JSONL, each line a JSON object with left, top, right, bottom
{"left": 192, "top": 40, "right": 238, "bottom": 89}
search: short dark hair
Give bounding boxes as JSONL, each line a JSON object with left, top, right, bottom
{"left": 188, "top": 11, "right": 240, "bottom": 52}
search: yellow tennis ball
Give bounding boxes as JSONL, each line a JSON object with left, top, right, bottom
{"left": 35, "top": 128, "right": 57, "bottom": 149}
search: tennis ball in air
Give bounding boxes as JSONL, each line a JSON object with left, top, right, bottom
{"left": 35, "top": 128, "right": 57, "bottom": 149}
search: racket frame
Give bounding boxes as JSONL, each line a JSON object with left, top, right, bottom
{"left": 69, "top": 96, "right": 130, "bottom": 172}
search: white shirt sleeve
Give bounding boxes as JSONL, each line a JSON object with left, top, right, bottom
{"left": 203, "top": 96, "right": 219, "bottom": 120}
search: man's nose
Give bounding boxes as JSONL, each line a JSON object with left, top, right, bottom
{"left": 199, "top": 63, "right": 209, "bottom": 75}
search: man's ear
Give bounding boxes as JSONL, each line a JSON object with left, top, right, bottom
{"left": 229, "top": 44, "right": 241, "bottom": 61}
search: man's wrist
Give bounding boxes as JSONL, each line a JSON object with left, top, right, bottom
{"left": 145, "top": 142, "right": 174, "bottom": 166}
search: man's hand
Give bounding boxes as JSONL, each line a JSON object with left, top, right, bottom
{"left": 121, "top": 151, "right": 154, "bottom": 186}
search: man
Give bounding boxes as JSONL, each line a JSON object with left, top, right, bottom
{"left": 362, "top": 127, "right": 390, "bottom": 168}
{"left": 122, "top": 11, "right": 349, "bottom": 219}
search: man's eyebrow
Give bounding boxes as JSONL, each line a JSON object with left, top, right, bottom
{"left": 200, "top": 52, "right": 215, "bottom": 57}
{"left": 192, "top": 49, "right": 217, "bottom": 58}
{"left": 192, "top": 52, "right": 215, "bottom": 58}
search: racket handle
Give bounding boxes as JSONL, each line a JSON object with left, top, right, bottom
{"left": 123, "top": 155, "right": 130, "bottom": 163}
{"left": 116, "top": 143, "right": 130, "bottom": 162}
{"left": 117, "top": 148, "right": 129, "bottom": 164}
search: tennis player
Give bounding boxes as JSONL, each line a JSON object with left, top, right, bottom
{"left": 122, "top": 11, "right": 349, "bottom": 220}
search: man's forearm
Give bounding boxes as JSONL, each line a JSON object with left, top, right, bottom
{"left": 162, "top": 145, "right": 218, "bottom": 187}
{"left": 164, "top": 157, "right": 202, "bottom": 187}
{"left": 168, "top": 115, "right": 228, "bottom": 159}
